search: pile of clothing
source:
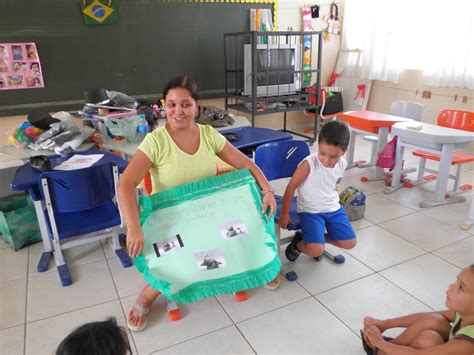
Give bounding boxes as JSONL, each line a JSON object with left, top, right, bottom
{"left": 27, "top": 111, "right": 94, "bottom": 155}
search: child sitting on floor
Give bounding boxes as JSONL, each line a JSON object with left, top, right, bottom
{"left": 279, "top": 120, "right": 357, "bottom": 261}
{"left": 362, "top": 264, "right": 474, "bottom": 354}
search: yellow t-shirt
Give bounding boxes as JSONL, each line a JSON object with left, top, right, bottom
{"left": 138, "top": 124, "right": 227, "bottom": 194}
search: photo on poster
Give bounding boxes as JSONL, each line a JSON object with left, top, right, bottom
{"left": 0, "top": 46, "right": 8, "bottom": 73}
{"left": 218, "top": 219, "right": 248, "bottom": 240}
{"left": 12, "top": 45, "right": 23, "bottom": 60}
{"left": 0, "top": 76, "right": 5, "bottom": 88}
{"left": 30, "top": 62, "right": 40, "bottom": 76}
{"left": 27, "top": 77, "right": 42, "bottom": 87}
{"left": 8, "top": 75, "right": 23, "bottom": 86}
{"left": 152, "top": 234, "right": 184, "bottom": 258}
{"left": 26, "top": 44, "right": 38, "bottom": 60}
{"left": 13, "top": 62, "right": 27, "bottom": 72}
{"left": 194, "top": 248, "right": 227, "bottom": 271}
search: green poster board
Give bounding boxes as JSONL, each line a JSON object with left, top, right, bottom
{"left": 134, "top": 169, "right": 280, "bottom": 303}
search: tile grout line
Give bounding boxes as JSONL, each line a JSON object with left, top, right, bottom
{"left": 311, "top": 294, "right": 364, "bottom": 340}
{"left": 378, "top": 221, "right": 473, "bottom": 256}
{"left": 102, "top": 242, "right": 140, "bottom": 355}
{"left": 213, "top": 295, "right": 259, "bottom": 354}
{"left": 23, "top": 245, "right": 30, "bottom": 355}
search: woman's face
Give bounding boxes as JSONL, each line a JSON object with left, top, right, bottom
{"left": 164, "top": 87, "right": 198, "bottom": 130}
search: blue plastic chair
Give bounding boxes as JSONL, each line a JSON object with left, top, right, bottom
{"left": 39, "top": 161, "right": 132, "bottom": 286}
{"left": 255, "top": 140, "right": 345, "bottom": 281}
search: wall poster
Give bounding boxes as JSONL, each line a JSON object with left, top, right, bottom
{"left": 0, "top": 42, "right": 45, "bottom": 91}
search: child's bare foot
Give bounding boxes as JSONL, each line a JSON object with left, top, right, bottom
{"left": 127, "top": 287, "right": 160, "bottom": 332}
{"left": 363, "top": 316, "right": 386, "bottom": 332}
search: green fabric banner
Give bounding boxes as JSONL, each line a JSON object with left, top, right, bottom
{"left": 134, "top": 169, "right": 280, "bottom": 303}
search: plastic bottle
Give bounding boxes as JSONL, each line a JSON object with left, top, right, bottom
{"left": 137, "top": 114, "right": 149, "bottom": 142}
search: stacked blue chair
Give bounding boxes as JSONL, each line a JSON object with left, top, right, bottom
{"left": 255, "top": 140, "right": 345, "bottom": 281}
{"left": 39, "top": 161, "right": 132, "bottom": 286}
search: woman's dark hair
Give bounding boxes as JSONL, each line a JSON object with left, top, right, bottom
{"left": 56, "top": 317, "right": 132, "bottom": 355}
{"left": 318, "top": 120, "right": 350, "bottom": 150}
{"left": 162, "top": 76, "right": 199, "bottom": 101}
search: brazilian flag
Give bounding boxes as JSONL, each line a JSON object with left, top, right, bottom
{"left": 81, "top": 0, "right": 117, "bottom": 25}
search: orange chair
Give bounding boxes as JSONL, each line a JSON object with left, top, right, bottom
{"left": 409, "top": 110, "right": 474, "bottom": 196}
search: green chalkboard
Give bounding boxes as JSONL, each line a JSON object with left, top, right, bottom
{"left": 0, "top": 1, "right": 272, "bottom": 116}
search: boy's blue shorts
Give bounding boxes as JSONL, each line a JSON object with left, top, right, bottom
{"left": 298, "top": 207, "right": 356, "bottom": 244}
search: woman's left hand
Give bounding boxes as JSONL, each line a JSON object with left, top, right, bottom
{"left": 262, "top": 192, "right": 277, "bottom": 220}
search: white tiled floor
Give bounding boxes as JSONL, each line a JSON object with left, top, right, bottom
{"left": 1, "top": 136, "right": 473, "bottom": 354}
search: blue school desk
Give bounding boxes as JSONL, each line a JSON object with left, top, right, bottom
{"left": 11, "top": 150, "right": 128, "bottom": 272}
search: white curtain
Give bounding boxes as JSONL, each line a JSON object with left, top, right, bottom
{"left": 342, "top": 0, "right": 474, "bottom": 89}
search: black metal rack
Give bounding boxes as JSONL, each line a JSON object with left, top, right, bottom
{"left": 224, "top": 31, "right": 323, "bottom": 141}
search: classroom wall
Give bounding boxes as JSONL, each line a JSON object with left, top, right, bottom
{"left": 367, "top": 70, "right": 474, "bottom": 124}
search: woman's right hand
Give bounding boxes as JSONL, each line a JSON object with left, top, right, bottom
{"left": 126, "top": 226, "right": 145, "bottom": 257}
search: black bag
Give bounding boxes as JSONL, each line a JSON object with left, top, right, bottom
{"left": 322, "top": 92, "right": 343, "bottom": 115}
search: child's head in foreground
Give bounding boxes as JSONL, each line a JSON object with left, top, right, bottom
{"left": 317, "top": 120, "right": 350, "bottom": 168}
{"left": 445, "top": 264, "right": 474, "bottom": 315}
{"left": 56, "top": 317, "right": 132, "bottom": 355}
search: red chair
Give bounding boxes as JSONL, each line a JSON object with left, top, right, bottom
{"left": 409, "top": 110, "right": 474, "bottom": 196}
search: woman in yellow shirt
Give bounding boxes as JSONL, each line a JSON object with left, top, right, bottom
{"left": 118, "top": 76, "right": 278, "bottom": 332}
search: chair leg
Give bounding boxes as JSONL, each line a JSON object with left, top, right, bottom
{"left": 323, "top": 250, "right": 345, "bottom": 264}
{"left": 51, "top": 238, "right": 72, "bottom": 286}
{"left": 110, "top": 229, "right": 132, "bottom": 268}
{"left": 275, "top": 223, "right": 298, "bottom": 281}
{"left": 165, "top": 299, "right": 182, "bottom": 321}
{"left": 57, "top": 264, "right": 72, "bottom": 287}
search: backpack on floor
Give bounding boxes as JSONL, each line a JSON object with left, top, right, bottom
{"left": 339, "top": 186, "right": 366, "bottom": 221}
{"left": 376, "top": 135, "right": 397, "bottom": 170}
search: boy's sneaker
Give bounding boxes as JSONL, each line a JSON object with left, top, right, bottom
{"left": 285, "top": 233, "right": 303, "bottom": 262}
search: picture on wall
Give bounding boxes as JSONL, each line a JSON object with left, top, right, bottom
{"left": 0, "top": 42, "right": 45, "bottom": 90}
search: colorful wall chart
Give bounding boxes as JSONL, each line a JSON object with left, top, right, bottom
{"left": 0, "top": 43, "right": 44, "bottom": 91}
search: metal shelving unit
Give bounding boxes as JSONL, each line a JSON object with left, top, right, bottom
{"left": 224, "top": 31, "right": 323, "bottom": 141}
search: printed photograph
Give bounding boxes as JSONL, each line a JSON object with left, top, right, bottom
{"left": 152, "top": 234, "right": 184, "bottom": 258}
{"left": 30, "top": 62, "right": 40, "bottom": 76}
{"left": 7, "top": 75, "right": 23, "bottom": 86}
{"left": 194, "top": 248, "right": 227, "bottom": 271}
{"left": 27, "top": 77, "right": 42, "bottom": 88}
{"left": 26, "top": 44, "right": 37, "bottom": 60}
{"left": 13, "top": 62, "right": 27, "bottom": 72}
{"left": 12, "top": 45, "right": 23, "bottom": 60}
{"left": 0, "top": 45, "right": 7, "bottom": 59}
{"left": 0, "top": 58, "right": 8, "bottom": 73}
{"left": 0, "top": 77, "right": 5, "bottom": 88}
{"left": 218, "top": 219, "right": 248, "bottom": 240}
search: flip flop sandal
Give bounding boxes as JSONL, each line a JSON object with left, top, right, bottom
{"left": 127, "top": 303, "right": 150, "bottom": 332}
{"left": 264, "top": 276, "right": 281, "bottom": 290}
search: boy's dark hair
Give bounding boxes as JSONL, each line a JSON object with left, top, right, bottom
{"left": 56, "top": 317, "right": 131, "bottom": 355}
{"left": 318, "top": 120, "right": 350, "bottom": 150}
{"left": 163, "top": 76, "right": 199, "bottom": 102}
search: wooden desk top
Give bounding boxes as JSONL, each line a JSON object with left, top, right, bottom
{"left": 341, "top": 110, "right": 413, "bottom": 134}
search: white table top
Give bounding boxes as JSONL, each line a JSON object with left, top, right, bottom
{"left": 392, "top": 121, "right": 474, "bottom": 150}
{"left": 0, "top": 142, "right": 97, "bottom": 161}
